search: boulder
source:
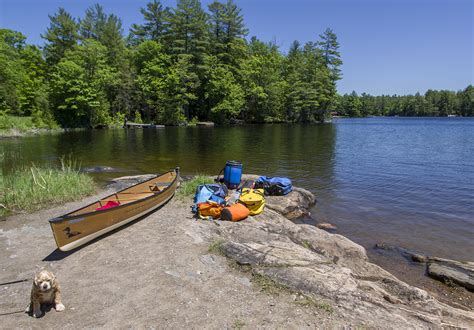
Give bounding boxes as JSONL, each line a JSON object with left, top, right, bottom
{"left": 265, "top": 187, "right": 316, "bottom": 220}
{"left": 427, "top": 257, "right": 474, "bottom": 291}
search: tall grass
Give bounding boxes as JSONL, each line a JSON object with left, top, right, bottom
{"left": 176, "top": 175, "right": 214, "bottom": 199}
{"left": 0, "top": 115, "right": 36, "bottom": 131}
{"left": 1, "top": 157, "right": 96, "bottom": 217}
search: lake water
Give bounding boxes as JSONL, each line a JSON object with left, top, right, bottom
{"left": 1, "top": 117, "right": 473, "bottom": 263}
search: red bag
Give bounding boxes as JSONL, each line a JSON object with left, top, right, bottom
{"left": 96, "top": 201, "right": 120, "bottom": 211}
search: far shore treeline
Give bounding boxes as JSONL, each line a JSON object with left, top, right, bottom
{"left": 0, "top": 0, "right": 473, "bottom": 130}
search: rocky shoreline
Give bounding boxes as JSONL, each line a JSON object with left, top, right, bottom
{"left": 0, "top": 175, "right": 472, "bottom": 327}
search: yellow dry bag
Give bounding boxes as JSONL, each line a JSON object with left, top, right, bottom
{"left": 239, "top": 188, "right": 265, "bottom": 215}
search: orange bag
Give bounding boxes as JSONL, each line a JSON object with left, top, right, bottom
{"left": 220, "top": 203, "right": 250, "bottom": 222}
{"left": 197, "top": 201, "right": 223, "bottom": 219}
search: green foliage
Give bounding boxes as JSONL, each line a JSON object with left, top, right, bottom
{"left": 176, "top": 175, "right": 214, "bottom": 198}
{"left": 129, "top": 0, "right": 170, "bottom": 44}
{"left": 42, "top": 8, "right": 79, "bottom": 65}
{"left": 206, "top": 59, "right": 244, "bottom": 123}
{"left": 335, "top": 86, "right": 474, "bottom": 117}
{"left": 0, "top": 115, "right": 36, "bottom": 131}
{"left": 49, "top": 39, "right": 114, "bottom": 127}
{"left": 1, "top": 158, "right": 96, "bottom": 216}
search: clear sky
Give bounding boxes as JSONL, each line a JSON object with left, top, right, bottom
{"left": 1, "top": 0, "right": 472, "bottom": 95}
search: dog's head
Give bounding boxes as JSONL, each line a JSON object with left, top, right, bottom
{"left": 34, "top": 270, "right": 56, "bottom": 292}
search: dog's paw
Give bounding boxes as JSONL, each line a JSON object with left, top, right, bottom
{"left": 55, "top": 303, "right": 65, "bottom": 312}
{"left": 32, "top": 309, "right": 43, "bottom": 318}
{"left": 25, "top": 305, "right": 31, "bottom": 313}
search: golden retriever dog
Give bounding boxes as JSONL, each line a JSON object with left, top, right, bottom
{"left": 25, "top": 270, "right": 65, "bottom": 318}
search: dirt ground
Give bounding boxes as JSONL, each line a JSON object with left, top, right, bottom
{"left": 0, "top": 190, "right": 353, "bottom": 329}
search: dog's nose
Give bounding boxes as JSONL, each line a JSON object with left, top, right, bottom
{"left": 42, "top": 283, "right": 48, "bottom": 289}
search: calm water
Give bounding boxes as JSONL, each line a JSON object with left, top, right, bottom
{"left": 1, "top": 118, "right": 473, "bottom": 261}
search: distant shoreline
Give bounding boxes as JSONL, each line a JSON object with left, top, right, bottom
{"left": 2, "top": 116, "right": 473, "bottom": 138}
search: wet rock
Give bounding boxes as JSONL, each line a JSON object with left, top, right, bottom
{"left": 108, "top": 174, "right": 157, "bottom": 191}
{"left": 427, "top": 258, "right": 474, "bottom": 291}
{"left": 111, "top": 174, "right": 156, "bottom": 183}
{"left": 82, "top": 166, "right": 118, "bottom": 173}
{"left": 374, "top": 242, "right": 428, "bottom": 263}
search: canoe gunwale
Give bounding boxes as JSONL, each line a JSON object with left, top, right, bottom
{"left": 49, "top": 168, "right": 179, "bottom": 224}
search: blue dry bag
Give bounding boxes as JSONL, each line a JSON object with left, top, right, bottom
{"left": 254, "top": 176, "right": 293, "bottom": 196}
{"left": 192, "top": 183, "right": 228, "bottom": 212}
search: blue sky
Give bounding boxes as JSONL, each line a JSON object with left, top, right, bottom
{"left": 0, "top": 0, "right": 472, "bottom": 95}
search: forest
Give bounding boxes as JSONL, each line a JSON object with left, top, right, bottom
{"left": 0, "top": 0, "right": 472, "bottom": 129}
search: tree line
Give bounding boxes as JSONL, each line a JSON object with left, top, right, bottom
{"left": 1, "top": 1, "right": 472, "bottom": 129}
{"left": 336, "top": 87, "right": 473, "bottom": 117}
{"left": 0, "top": 0, "right": 342, "bottom": 128}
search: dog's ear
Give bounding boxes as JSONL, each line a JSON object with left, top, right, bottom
{"left": 51, "top": 273, "right": 57, "bottom": 286}
{"left": 33, "top": 274, "right": 39, "bottom": 287}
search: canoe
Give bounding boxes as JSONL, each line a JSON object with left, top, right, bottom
{"left": 49, "top": 167, "right": 180, "bottom": 251}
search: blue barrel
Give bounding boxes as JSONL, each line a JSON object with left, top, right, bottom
{"left": 224, "top": 160, "right": 242, "bottom": 189}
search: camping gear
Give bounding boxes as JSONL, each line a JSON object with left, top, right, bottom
{"left": 192, "top": 183, "right": 228, "bottom": 212}
{"left": 254, "top": 176, "right": 293, "bottom": 196}
{"left": 49, "top": 168, "right": 180, "bottom": 251}
{"left": 239, "top": 188, "right": 265, "bottom": 215}
{"left": 221, "top": 203, "right": 250, "bottom": 222}
{"left": 197, "top": 201, "right": 224, "bottom": 219}
{"left": 223, "top": 160, "right": 242, "bottom": 189}
{"left": 226, "top": 190, "right": 241, "bottom": 205}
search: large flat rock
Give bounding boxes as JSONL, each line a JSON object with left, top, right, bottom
{"left": 427, "top": 258, "right": 474, "bottom": 291}
{"left": 212, "top": 209, "right": 474, "bottom": 328}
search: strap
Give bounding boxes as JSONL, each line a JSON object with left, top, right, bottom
{"left": 215, "top": 168, "right": 224, "bottom": 183}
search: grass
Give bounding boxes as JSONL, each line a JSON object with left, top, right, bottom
{"left": 0, "top": 115, "right": 36, "bottom": 132}
{"left": 251, "top": 272, "right": 291, "bottom": 296}
{"left": 302, "top": 240, "right": 312, "bottom": 250}
{"left": 232, "top": 319, "right": 246, "bottom": 329}
{"left": 208, "top": 239, "right": 226, "bottom": 256}
{"left": 295, "top": 295, "right": 334, "bottom": 313}
{"left": 1, "top": 157, "right": 96, "bottom": 217}
{"left": 176, "top": 175, "right": 214, "bottom": 199}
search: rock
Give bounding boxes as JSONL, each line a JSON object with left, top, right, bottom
{"left": 108, "top": 174, "right": 158, "bottom": 191}
{"left": 211, "top": 208, "right": 474, "bottom": 327}
{"left": 427, "top": 258, "right": 474, "bottom": 291}
{"left": 82, "top": 166, "right": 119, "bottom": 173}
{"left": 111, "top": 174, "right": 156, "bottom": 183}
{"left": 196, "top": 121, "right": 215, "bottom": 127}
{"left": 265, "top": 188, "right": 316, "bottom": 220}
{"left": 374, "top": 242, "right": 428, "bottom": 263}
{"left": 316, "top": 223, "right": 337, "bottom": 230}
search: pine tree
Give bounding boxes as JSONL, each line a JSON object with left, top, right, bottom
{"left": 79, "top": 4, "right": 106, "bottom": 40}
{"left": 208, "top": 0, "right": 247, "bottom": 67}
{"left": 168, "top": 0, "right": 209, "bottom": 68}
{"left": 42, "top": 8, "right": 79, "bottom": 65}
{"left": 129, "top": 0, "right": 170, "bottom": 44}
{"left": 317, "top": 28, "right": 342, "bottom": 82}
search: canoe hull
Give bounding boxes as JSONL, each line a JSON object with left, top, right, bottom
{"left": 49, "top": 169, "right": 179, "bottom": 251}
